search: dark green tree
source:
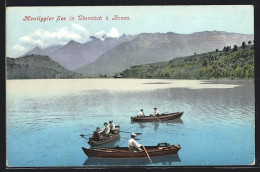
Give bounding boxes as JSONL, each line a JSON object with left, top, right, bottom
{"left": 224, "top": 46, "right": 231, "bottom": 53}
{"left": 248, "top": 41, "right": 251, "bottom": 45}
{"left": 242, "top": 41, "right": 246, "bottom": 49}
{"left": 227, "top": 46, "right": 231, "bottom": 51}
{"left": 233, "top": 45, "right": 238, "bottom": 51}
{"left": 202, "top": 59, "right": 208, "bottom": 67}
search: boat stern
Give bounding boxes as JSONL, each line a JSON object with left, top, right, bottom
{"left": 174, "top": 144, "right": 181, "bottom": 152}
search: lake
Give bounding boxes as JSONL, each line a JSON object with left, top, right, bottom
{"left": 6, "top": 79, "right": 255, "bottom": 167}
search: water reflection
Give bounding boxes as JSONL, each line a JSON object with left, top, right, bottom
{"left": 131, "top": 118, "right": 183, "bottom": 131}
{"left": 83, "top": 153, "right": 181, "bottom": 166}
{"left": 164, "top": 118, "right": 184, "bottom": 124}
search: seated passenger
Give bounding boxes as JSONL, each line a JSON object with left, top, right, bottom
{"left": 109, "top": 120, "right": 115, "bottom": 134}
{"left": 100, "top": 122, "right": 110, "bottom": 136}
{"left": 92, "top": 127, "right": 100, "bottom": 141}
{"left": 153, "top": 108, "right": 160, "bottom": 116}
{"left": 137, "top": 109, "right": 145, "bottom": 117}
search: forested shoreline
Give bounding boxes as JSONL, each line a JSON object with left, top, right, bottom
{"left": 120, "top": 42, "right": 254, "bottom": 79}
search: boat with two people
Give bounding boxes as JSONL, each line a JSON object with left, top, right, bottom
{"left": 131, "top": 111, "right": 184, "bottom": 122}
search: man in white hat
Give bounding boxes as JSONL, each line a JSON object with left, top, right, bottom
{"left": 128, "top": 133, "right": 143, "bottom": 152}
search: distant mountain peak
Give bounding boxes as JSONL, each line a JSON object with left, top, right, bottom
{"left": 192, "top": 30, "right": 229, "bottom": 35}
{"left": 66, "top": 40, "right": 81, "bottom": 46}
{"left": 89, "top": 36, "right": 99, "bottom": 41}
{"left": 32, "top": 45, "right": 42, "bottom": 50}
{"left": 166, "top": 32, "right": 179, "bottom": 35}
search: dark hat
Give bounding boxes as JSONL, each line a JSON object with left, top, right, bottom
{"left": 154, "top": 108, "right": 157, "bottom": 109}
{"left": 141, "top": 109, "right": 143, "bottom": 111}
{"left": 104, "top": 122, "right": 108, "bottom": 125}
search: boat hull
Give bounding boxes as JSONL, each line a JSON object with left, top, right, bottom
{"left": 131, "top": 112, "right": 183, "bottom": 122}
{"left": 88, "top": 134, "right": 120, "bottom": 146}
{"left": 88, "top": 127, "right": 120, "bottom": 146}
{"left": 82, "top": 144, "right": 181, "bottom": 158}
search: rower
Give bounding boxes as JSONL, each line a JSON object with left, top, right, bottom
{"left": 153, "top": 108, "right": 160, "bottom": 116}
{"left": 100, "top": 122, "right": 110, "bottom": 136}
{"left": 128, "top": 133, "right": 143, "bottom": 152}
{"left": 137, "top": 109, "right": 144, "bottom": 117}
{"left": 92, "top": 127, "right": 101, "bottom": 141}
{"left": 109, "top": 120, "right": 115, "bottom": 134}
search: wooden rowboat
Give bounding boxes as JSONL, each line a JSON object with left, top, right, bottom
{"left": 131, "top": 112, "right": 183, "bottom": 122}
{"left": 82, "top": 143, "right": 181, "bottom": 158}
{"left": 88, "top": 126, "right": 120, "bottom": 146}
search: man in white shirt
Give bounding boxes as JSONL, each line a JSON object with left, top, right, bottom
{"left": 128, "top": 133, "right": 143, "bottom": 152}
{"left": 109, "top": 120, "right": 115, "bottom": 134}
{"left": 100, "top": 122, "right": 110, "bottom": 136}
{"left": 138, "top": 109, "right": 144, "bottom": 117}
{"left": 153, "top": 108, "right": 160, "bottom": 116}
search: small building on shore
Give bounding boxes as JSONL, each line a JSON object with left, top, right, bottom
{"left": 114, "top": 74, "right": 123, "bottom": 78}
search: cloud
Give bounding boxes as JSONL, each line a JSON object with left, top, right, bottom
{"left": 20, "top": 35, "right": 45, "bottom": 47}
{"left": 12, "top": 44, "right": 25, "bottom": 51}
{"left": 94, "top": 28, "right": 122, "bottom": 40}
{"left": 107, "top": 28, "right": 121, "bottom": 38}
{"left": 19, "top": 24, "right": 89, "bottom": 48}
{"left": 71, "top": 23, "right": 88, "bottom": 34}
{"left": 9, "top": 23, "right": 90, "bottom": 57}
{"left": 94, "top": 30, "right": 106, "bottom": 40}
{"left": 9, "top": 25, "right": 122, "bottom": 57}
{"left": 8, "top": 44, "right": 26, "bottom": 57}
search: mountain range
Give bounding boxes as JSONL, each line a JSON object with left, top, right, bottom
{"left": 24, "top": 31, "right": 254, "bottom": 75}
{"left": 25, "top": 35, "right": 137, "bottom": 71}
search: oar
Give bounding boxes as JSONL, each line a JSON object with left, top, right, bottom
{"left": 120, "top": 136, "right": 141, "bottom": 140}
{"left": 150, "top": 114, "right": 165, "bottom": 124}
{"left": 120, "top": 136, "right": 129, "bottom": 139}
{"left": 80, "top": 136, "right": 89, "bottom": 141}
{"left": 142, "top": 145, "right": 153, "bottom": 165}
{"left": 120, "top": 131, "right": 142, "bottom": 135}
{"left": 80, "top": 134, "right": 92, "bottom": 137}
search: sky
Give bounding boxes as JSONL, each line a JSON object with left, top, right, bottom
{"left": 6, "top": 5, "right": 254, "bottom": 57}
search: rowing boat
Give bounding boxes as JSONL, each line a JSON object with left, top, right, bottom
{"left": 88, "top": 126, "right": 120, "bottom": 146}
{"left": 131, "top": 112, "right": 183, "bottom": 122}
{"left": 82, "top": 143, "right": 181, "bottom": 158}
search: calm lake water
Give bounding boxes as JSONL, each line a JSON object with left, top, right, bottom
{"left": 6, "top": 79, "right": 255, "bottom": 167}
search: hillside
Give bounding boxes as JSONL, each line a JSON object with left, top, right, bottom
{"left": 76, "top": 31, "right": 253, "bottom": 75}
{"left": 6, "top": 55, "right": 82, "bottom": 79}
{"left": 25, "top": 35, "right": 137, "bottom": 70}
{"left": 120, "top": 43, "right": 254, "bottom": 79}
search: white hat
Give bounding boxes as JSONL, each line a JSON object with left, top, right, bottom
{"left": 131, "top": 132, "right": 137, "bottom": 137}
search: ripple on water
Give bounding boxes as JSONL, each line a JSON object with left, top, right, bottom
{"left": 6, "top": 79, "right": 255, "bottom": 166}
